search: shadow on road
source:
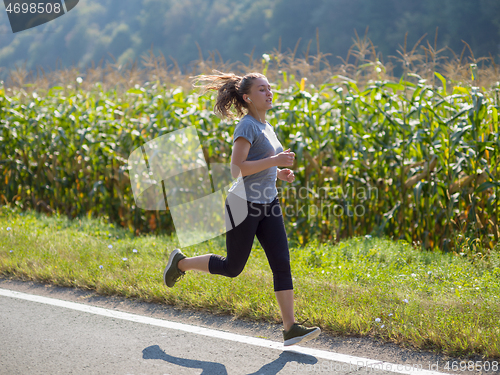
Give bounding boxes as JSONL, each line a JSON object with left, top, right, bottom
{"left": 247, "top": 350, "right": 318, "bottom": 374}
{"left": 143, "top": 345, "right": 228, "bottom": 374}
{"left": 143, "top": 345, "right": 318, "bottom": 375}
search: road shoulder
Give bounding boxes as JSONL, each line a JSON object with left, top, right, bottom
{"left": 0, "top": 277, "right": 488, "bottom": 374}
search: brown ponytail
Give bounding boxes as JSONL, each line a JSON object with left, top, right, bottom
{"left": 191, "top": 70, "right": 266, "bottom": 119}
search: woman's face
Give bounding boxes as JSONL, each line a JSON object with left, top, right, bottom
{"left": 246, "top": 77, "right": 273, "bottom": 111}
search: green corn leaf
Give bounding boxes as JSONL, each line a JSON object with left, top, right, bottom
{"left": 492, "top": 107, "right": 498, "bottom": 132}
{"left": 446, "top": 108, "right": 469, "bottom": 125}
{"left": 434, "top": 72, "right": 447, "bottom": 94}
{"left": 470, "top": 64, "right": 478, "bottom": 81}
{"left": 384, "top": 82, "right": 405, "bottom": 92}
{"left": 48, "top": 86, "right": 64, "bottom": 95}
{"left": 127, "top": 88, "right": 144, "bottom": 95}
{"left": 414, "top": 181, "right": 423, "bottom": 208}
{"left": 407, "top": 73, "right": 423, "bottom": 80}
{"left": 453, "top": 86, "right": 469, "bottom": 95}
{"left": 374, "top": 201, "right": 401, "bottom": 237}
{"left": 475, "top": 181, "right": 500, "bottom": 194}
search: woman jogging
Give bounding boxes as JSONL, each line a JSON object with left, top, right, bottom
{"left": 163, "top": 71, "right": 321, "bottom": 346}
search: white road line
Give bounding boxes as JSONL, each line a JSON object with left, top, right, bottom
{"left": 0, "top": 288, "right": 446, "bottom": 375}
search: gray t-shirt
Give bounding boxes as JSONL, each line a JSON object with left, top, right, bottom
{"left": 228, "top": 114, "right": 284, "bottom": 203}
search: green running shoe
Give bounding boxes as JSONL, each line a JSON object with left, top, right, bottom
{"left": 163, "top": 248, "right": 186, "bottom": 288}
{"left": 283, "top": 320, "right": 321, "bottom": 346}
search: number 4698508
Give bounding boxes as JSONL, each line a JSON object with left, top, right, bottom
{"left": 444, "top": 361, "right": 498, "bottom": 372}
{"left": 5, "top": 2, "right": 62, "bottom": 14}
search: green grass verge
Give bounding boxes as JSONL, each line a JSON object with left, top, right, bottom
{"left": 1, "top": 205, "right": 499, "bottom": 358}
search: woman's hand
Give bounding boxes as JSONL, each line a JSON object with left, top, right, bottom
{"left": 274, "top": 148, "right": 295, "bottom": 167}
{"left": 278, "top": 168, "right": 295, "bottom": 183}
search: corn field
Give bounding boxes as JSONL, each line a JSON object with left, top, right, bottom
{"left": 1, "top": 34, "right": 499, "bottom": 254}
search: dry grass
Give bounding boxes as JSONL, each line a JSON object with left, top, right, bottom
{"left": 3, "top": 31, "right": 499, "bottom": 93}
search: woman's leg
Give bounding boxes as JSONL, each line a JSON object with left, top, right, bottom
{"left": 208, "top": 198, "right": 262, "bottom": 277}
{"left": 255, "top": 197, "right": 295, "bottom": 330}
{"left": 177, "top": 195, "right": 262, "bottom": 277}
{"left": 275, "top": 289, "right": 295, "bottom": 331}
{"left": 178, "top": 254, "right": 211, "bottom": 273}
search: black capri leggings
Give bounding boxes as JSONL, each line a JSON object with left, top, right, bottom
{"left": 208, "top": 193, "right": 293, "bottom": 292}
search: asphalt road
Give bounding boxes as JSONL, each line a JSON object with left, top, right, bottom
{"left": 0, "top": 279, "right": 492, "bottom": 375}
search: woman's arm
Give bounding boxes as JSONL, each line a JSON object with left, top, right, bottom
{"left": 230, "top": 138, "right": 295, "bottom": 179}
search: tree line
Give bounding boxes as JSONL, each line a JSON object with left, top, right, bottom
{"left": 0, "top": 0, "right": 499, "bottom": 79}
